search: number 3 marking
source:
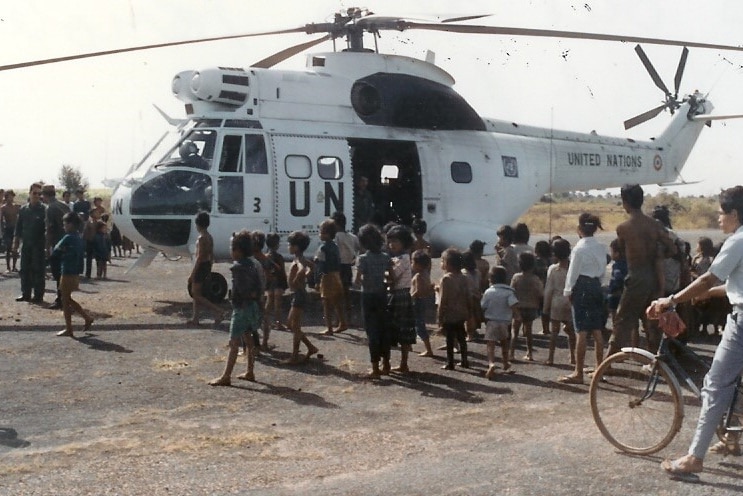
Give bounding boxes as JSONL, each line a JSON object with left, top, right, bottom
{"left": 253, "top": 197, "right": 261, "bottom": 213}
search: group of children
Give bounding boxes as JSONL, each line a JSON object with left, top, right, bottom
{"left": 203, "top": 209, "right": 724, "bottom": 386}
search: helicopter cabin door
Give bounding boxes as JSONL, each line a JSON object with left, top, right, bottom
{"left": 213, "top": 131, "right": 273, "bottom": 230}
{"left": 271, "top": 135, "right": 352, "bottom": 236}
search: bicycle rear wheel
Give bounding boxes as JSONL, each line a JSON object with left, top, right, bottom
{"left": 717, "top": 378, "right": 743, "bottom": 445}
{"left": 589, "top": 351, "right": 683, "bottom": 455}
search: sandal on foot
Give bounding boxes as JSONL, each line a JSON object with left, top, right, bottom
{"left": 56, "top": 329, "right": 74, "bottom": 337}
{"left": 237, "top": 372, "right": 255, "bottom": 382}
{"left": 557, "top": 375, "right": 584, "bottom": 385}
{"left": 391, "top": 365, "right": 410, "bottom": 374}
{"left": 418, "top": 351, "right": 434, "bottom": 357}
{"left": 208, "top": 377, "right": 231, "bottom": 386}
{"left": 661, "top": 458, "right": 702, "bottom": 482}
{"left": 83, "top": 318, "right": 94, "bottom": 332}
{"left": 485, "top": 364, "right": 497, "bottom": 380}
{"left": 709, "top": 440, "right": 742, "bottom": 456}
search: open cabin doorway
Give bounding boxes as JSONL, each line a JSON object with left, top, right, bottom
{"left": 349, "top": 138, "right": 422, "bottom": 232}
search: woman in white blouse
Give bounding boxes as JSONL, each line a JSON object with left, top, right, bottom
{"left": 560, "top": 213, "right": 608, "bottom": 384}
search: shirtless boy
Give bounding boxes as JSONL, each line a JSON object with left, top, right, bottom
{"left": 609, "top": 184, "right": 676, "bottom": 355}
{"left": 187, "top": 211, "right": 225, "bottom": 326}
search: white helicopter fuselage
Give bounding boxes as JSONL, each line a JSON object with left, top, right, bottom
{"left": 110, "top": 50, "right": 710, "bottom": 260}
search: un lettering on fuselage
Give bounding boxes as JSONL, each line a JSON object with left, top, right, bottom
{"left": 288, "top": 181, "right": 343, "bottom": 217}
{"left": 566, "top": 152, "right": 642, "bottom": 168}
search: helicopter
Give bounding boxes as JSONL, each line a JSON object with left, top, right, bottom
{"left": 4, "top": 8, "right": 743, "bottom": 301}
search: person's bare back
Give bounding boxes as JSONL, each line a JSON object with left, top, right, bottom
{"left": 617, "top": 211, "right": 674, "bottom": 271}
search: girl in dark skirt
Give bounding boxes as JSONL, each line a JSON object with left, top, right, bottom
{"left": 560, "top": 212, "right": 608, "bottom": 384}
{"left": 386, "top": 225, "right": 417, "bottom": 373}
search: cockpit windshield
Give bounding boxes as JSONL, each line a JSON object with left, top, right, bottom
{"left": 158, "top": 129, "right": 218, "bottom": 170}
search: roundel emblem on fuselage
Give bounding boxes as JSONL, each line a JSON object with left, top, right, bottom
{"left": 653, "top": 154, "right": 663, "bottom": 171}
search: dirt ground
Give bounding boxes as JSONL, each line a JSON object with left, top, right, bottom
{"left": 0, "top": 245, "right": 741, "bottom": 495}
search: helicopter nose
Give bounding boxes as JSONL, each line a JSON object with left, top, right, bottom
{"left": 124, "top": 170, "right": 213, "bottom": 247}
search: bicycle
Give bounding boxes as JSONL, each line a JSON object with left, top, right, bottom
{"left": 588, "top": 320, "right": 742, "bottom": 455}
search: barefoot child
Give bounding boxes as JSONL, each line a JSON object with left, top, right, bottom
{"left": 411, "top": 249, "right": 435, "bottom": 357}
{"left": 509, "top": 252, "right": 543, "bottom": 361}
{"left": 187, "top": 212, "right": 225, "bottom": 327}
{"left": 480, "top": 266, "right": 518, "bottom": 378}
{"left": 210, "top": 230, "right": 262, "bottom": 386}
{"left": 355, "top": 224, "right": 392, "bottom": 378}
{"left": 438, "top": 248, "right": 472, "bottom": 370}
{"left": 53, "top": 213, "right": 93, "bottom": 337}
{"left": 560, "top": 213, "right": 607, "bottom": 384}
{"left": 315, "top": 219, "right": 348, "bottom": 335}
{"left": 283, "top": 231, "right": 319, "bottom": 364}
{"left": 543, "top": 238, "right": 576, "bottom": 366}
{"left": 264, "top": 233, "right": 288, "bottom": 332}
{"left": 386, "top": 225, "right": 416, "bottom": 373}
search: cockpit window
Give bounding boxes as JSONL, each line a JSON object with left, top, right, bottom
{"left": 131, "top": 171, "right": 212, "bottom": 215}
{"left": 160, "top": 129, "right": 217, "bottom": 170}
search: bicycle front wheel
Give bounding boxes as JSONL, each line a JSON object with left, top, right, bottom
{"left": 589, "top": 351, "right": 683, "bottom": 455}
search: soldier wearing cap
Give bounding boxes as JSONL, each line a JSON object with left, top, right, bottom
{"left": 13, "top": 183, "right": 47, "bottom": 302}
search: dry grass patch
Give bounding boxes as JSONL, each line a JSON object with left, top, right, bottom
{"left": 153, "top": 359, "right": 190, "bottom": 370}
{"left": 161, "top": 430, "right": 280, "bottom": 454}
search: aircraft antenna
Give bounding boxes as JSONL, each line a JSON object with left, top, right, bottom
{"left": 548, "top": 108, "right": 554, "bottom": 239}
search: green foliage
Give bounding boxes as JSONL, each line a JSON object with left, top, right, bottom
{"left": 57, "top": 164, "right": 89, "bottom": 193}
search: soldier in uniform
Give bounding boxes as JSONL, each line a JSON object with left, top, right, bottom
{"left": 13, "top": 183, "right": 47, "bottom": 303}
{"left": 42, "top": 184, "right": 71, "bottom": 309}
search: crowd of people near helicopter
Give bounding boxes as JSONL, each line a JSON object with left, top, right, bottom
{"left": 182, "top": 183, "right": 730, "bottom": 387}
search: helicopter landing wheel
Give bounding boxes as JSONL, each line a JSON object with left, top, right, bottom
{"left": 187, "top": 272, "right": 228, "bottom": 303}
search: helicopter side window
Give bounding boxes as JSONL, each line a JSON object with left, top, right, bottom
{"left": 131, "top": 171, "right": 212, "bottom": 215}
{"left": 245, "top": 135, "right": 268, "bottom": 174}
{"left": 317, "top": 156, "right": 343, "bottom": 180}
{"left": 450, "top": 161, "right": 472, "bottom": 183}
{"left": 285, "top": 155, "right": 311, "bottom": 179}
{"left": 217, "top": 176, "right": 244, "bottom": 214}
{"left": 219, "top": 135, "right": 243, "bottom": 173}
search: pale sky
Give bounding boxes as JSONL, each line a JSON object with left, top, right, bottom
{"left": 2, "top": 0, "right": 743, "bottom": 195}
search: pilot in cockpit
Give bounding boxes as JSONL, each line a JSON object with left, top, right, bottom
{"left": 179, "top": 140, "right": 209, "bottom": 170}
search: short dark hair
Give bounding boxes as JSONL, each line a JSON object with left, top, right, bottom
{"left": 469, "top": 239, "right": 485, "bottom": 257}
{"left": 719, "top": 185, "right": 743, "bottom": 223}
{"left": 652, "top": 205, "right": 672, "bottom": 229}
{"left": 442, "top": 248, "right": 464, "bottom": 272}
{"left": 489, "top": 265, "right": 507, "bottom": 285}
{"left": 231, "top": 229, "right": 253, "bottom": 258}
{"left": 251, "top": 230, "right": 266, "bottom": 251}
{"left": 412, "top": 249, "right": 431, "bottom": 270}
{"left": 518, "top": 251, "right": 535, "bottom": 272}
{"left": 358, "top": 224, "right": 383, "bottom": 253}
{"left": 621, "top": 184, "right": 644, "bottom": 209}
{"left": 331, "top": 211, "right": 347, "bottom": 230}
{"left": 266, "top": 232, "right": 281, "bottom": 250}
{"left": 287, "top": 231, "right": 310, "bottom": 252}
{"left": 534, "top": 240, "right": 551, "bottom": 259}
{"left": 513, "top": 223, "right": 530, "bottom": 244}
{"left": 386, "top": 225, "right": 414, "bottom": 250}
{"left": 411, "top": 217, "right": 427, "bottom": 235}
{"left": 194, "top": 211, "right": 210, "bottom": 228}
{"left": 552, "top": 238, "right": 571, "bottom": 261}
{"left": 62, "top": 211, "right": 81, "bottom": 229}
{"left": 319, "top": 219, "right": 337, "bottom": 239}
{"left": 496, "top": 225, "right": 514, "bottom": 244}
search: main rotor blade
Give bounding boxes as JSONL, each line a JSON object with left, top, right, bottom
{"left": 252, "top": 34, "right": 331, "bottom": 68}
{"left": 441, "top": 14, "right": 491, "bottom": 23}
{"left": 674, "top": 46, "right": 689, "bottom": 98}
{"left": 399, "top": 22, "right": 743, "bottom": 53}
{"left": 624, "top": 103, "right": 667, "bottom": 130}
{"left": 635, "top": 44, "right": 671, "bottom": 97}
{"left": 0, "top": 26, "right": 308, "bottom": 72}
